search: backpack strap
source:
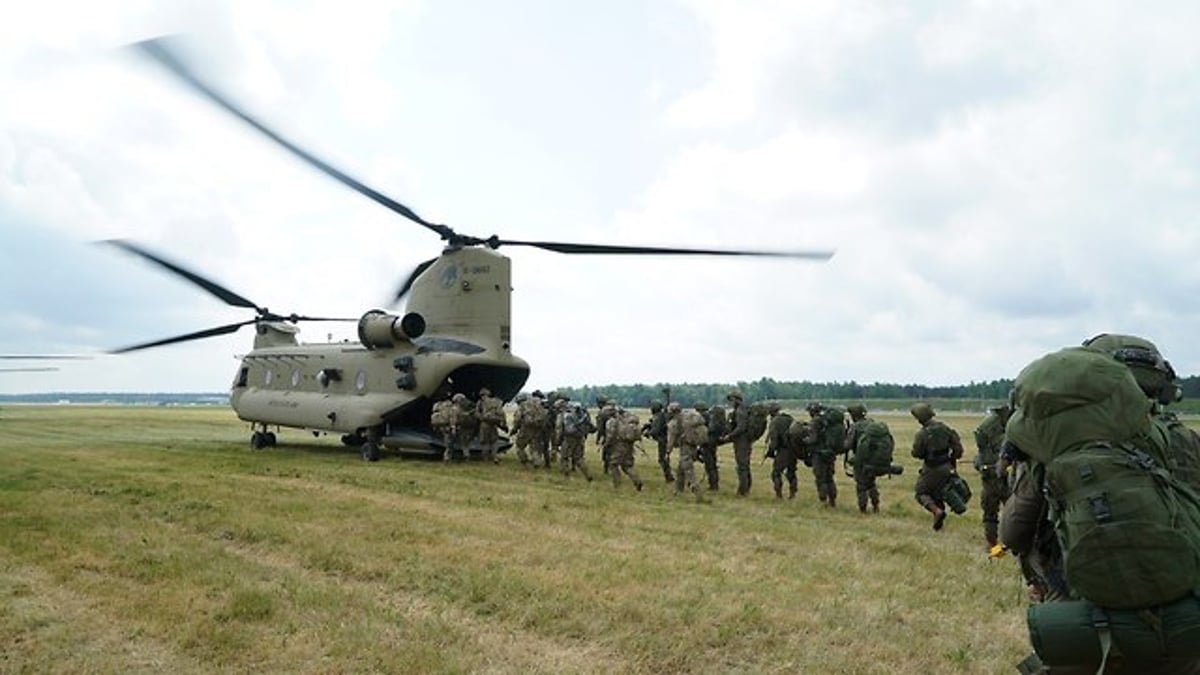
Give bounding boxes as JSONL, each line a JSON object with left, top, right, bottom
{"left": 1090, "top": 605, "right": 1112, "bottom": 675}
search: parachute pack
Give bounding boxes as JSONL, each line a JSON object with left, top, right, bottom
{"left": 679, "top": 409, "right": 708, "bottom": 446}
{"left": 615, "top": 412, "right": 642, "bottom": 443}
{"left": 854, "top": 419, "right": 895, "bottom": 476}
{"left": 747, "top": 403, "right": 769, "bottom": 442}
{"left": 1007, "top": 347, "right": 1200, "bottom": 668}
{"left": 818, "top": 407, "right": 847, "bottom": 452}
{"left": 479, "top": 396, "right": 506, "bottom": 426}
{"left": 561, "top": 406, "right": 593, "bottom": 437}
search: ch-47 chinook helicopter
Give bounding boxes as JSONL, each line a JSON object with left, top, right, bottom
{"left": 105, "top": 38, "right": 833, "bottom": 461}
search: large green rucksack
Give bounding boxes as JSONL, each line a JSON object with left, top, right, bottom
{"left": 747, "top": 403, "right": 769, "bottom": 442}
{"left": 1007, "top": 347, "right": 1200, "bottom": 610}
{"left": 820, "top": 407, "right": 847, "bottom": 451}
{"left": 853, "top": 419, "right": 895, "bottom": 475}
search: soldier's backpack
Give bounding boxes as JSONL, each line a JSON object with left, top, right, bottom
{"left": 1156, "top": 411, "right": 1200, "bottom": 491}
{"left": 820, "top": 406, "right": 847, "bottom": 451}
{"left": 1007, "top": 347, "right": 1200, "bottom": 610}
{"left": 479, "top": 396, "right": 506, "bottom": 426}
{"left": 788, "top": 421, "right": 812, "bottom": 464}
{"left": 430, "top": 400, "right": 452, "bottom": 429}
{"left": 521, "top": 398, "right": 549, "bottom": 428}
{"left": 747, "top": 403, "right": 769, "bottom": 442}
{"left": 679, "top": 409, "right": 708, "bottom": 446}
{"left": 616, "top": 412, "right": 642, "bottom": 442}
{"left": 854, "top": 419, "right": 895, "bottom": 474}
{"left": 706, "top": 405, "right": 728, "bottom": 442}
{"left": 561, "top": 406, "right": 593, "bottom": 438}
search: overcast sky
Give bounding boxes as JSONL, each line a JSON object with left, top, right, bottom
{"left": 3, "top": 0, "right": 1200, "bottom": 395}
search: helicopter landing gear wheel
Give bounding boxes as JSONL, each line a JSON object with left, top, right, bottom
{"left": 251, "top": 431, "right": 268, "bottom": 450}
{"left": 264, "top": 432, "right": 277, "bottom": 447}
{"left": 341, "top": 433, "right": 366, "bottom": 447}
{"left": 360, "top": 441, "right": 380, "bottom": 462}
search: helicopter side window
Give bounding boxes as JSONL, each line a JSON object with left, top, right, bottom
{"left": 264, "top": 369, "right": 274, "bottom": 387}
{"left": 290, "top": 369, "right": 301, "bottom": 387}
{"left": 355, "top": 370, "right": 367, "bottom": 393}
{"left": 414, "top": 337, "right": 485, "bottom": 355}
{"left": 234, "top": 367, "right": 249, "bottom": 388}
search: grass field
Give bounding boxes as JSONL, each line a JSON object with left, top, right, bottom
{"left": 0, "top": 405, "right": 1036, "bottom": 674}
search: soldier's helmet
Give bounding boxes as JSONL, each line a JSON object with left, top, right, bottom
{"left": 554, "top": 398, "right": 569, "bottom": 410}
{"left": 452, "top": 393, "right": 467, "bottom": 403}
{"left": 650, "top": 400, "right": 663, "bottom": 412}
{"left": 694, "top": 401, "right": 709, "bottom": 412}
{"left": 910, "top": 402, "right": 935, "bottom": 423}
{"left": 596, "top": 395, "right": 609, "bottom": 406}
{"left": 847, "top": 403, "right": 867, "bottom": 419}
{"left": 667, "top": 401, "right": 682, "bottom": 415}
{"left": 515, "top": 392, "right": 529, "bottom": 403}
{"left": 479, "top": 387, "right": 491, "bottom": 397}
{"left": 805, "top": 402, "right": 823, "bottom": 416}
{"left": 768, "top": 402, "right": 781, "bottom": 414}
{"left": 1082, "top": 333, "right": 1182, "bottom": 404}
{"left": 726, "top": 390, "right": 743, "bottom": 402}
{"left": 532, "top": 389, "right": 545, "bottom": 399}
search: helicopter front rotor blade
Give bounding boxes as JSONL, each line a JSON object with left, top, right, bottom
{"left": 108, "top": 319, "right": 256, "bottom": 354}
{"left": 495, "top": 239, "right": 835, "bottom": 260}
{"left": 0, "top": 355, "right": 92, "bottom": 360}
{"left": 133, "top": 38, "right": 456, "bottom": 243}
{"left": 101, "top": 239, "right": 261, "bottom": 310}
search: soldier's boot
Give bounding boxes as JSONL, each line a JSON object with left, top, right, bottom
{"left": 773, "top": 484, "right": 783, "bottom": 499}
{"left": 985, "top": 521, "right": 1000, "bottom": 549}
{"left": 827, "top": 494, "right": 836, "bottom": 508}
{"left": 871, "top": 498, "right": 880, "bottom": 513}
{"left": 788, "top": 484, "right": 797, "bottom": 500}
{"left": 858, "top": 495, "right": 868, "bottom": 513}
{"left": 925, "top": 502, "right": 947, "bottom": 531}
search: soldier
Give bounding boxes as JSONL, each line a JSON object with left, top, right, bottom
{"left": 645, "top": 400, "right": 674, "bottom": 483}
{"left": 476, "top": 386, "right": 506, "bottom": 464}
{"left": 666, "top": 401, "right": 706, "bottom": 501}
{"left": 431, "top": 391, "right": 458, "bottom": 462}
{"left": 594, "top": 396, "right": 617, "bottom": 473}
{"left": 805, "top": 402, "right": 845, "bottom": 508}
{"left": 546, "top": 393, "right": 568, "bottom": 466}
{"left": 765, "top": 403, "right": 797, "bottom": 499}
{"left": 999, "top": 346, "right": 1200, "bottom": 674}
{"left": 525, "top": 390, "right": 552, "bottom": 468}
{"left": 695, "top": 401, "right": 724, "bottom": 491}
{"left": 910, "top": 402, "right": 964, "bottom": 530}
{"left": 556, "top": 401, "right": 595, "bottom": 481}
{"left": 605, "top": 406, "right": 644, "bottom": 491}
{"left": 973, "top": 403, "right": 1012, "bottom": 549}
{"left": 844, "top": 403, "right": 892, "bottom": 514}
{"left": 510, "top": 393, "right": 532, "bottom": 465}
{"left": 721, "top": 390, "right": 753, "bottom": 497}
{"left": 452, "top": 392, "right": 476, "bottom": 460}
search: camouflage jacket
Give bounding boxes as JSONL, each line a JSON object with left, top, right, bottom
{"left": 767, "top": 412, "right": 793, "bottom": 452}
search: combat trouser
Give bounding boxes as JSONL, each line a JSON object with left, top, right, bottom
{"left": 700, "top": 443, "right": 720, "bottom": 490}
{"left": 854, "top": 470, "right": 879, "bottom": 512}
{"left": 732, "top": 439, "right": 753, "bottom": 496}
{"left": 770, "top": 447, "right": 798, "bottom": 499}
{"left": 559, "top": 436, "right": 593, "bottom": 481}
{"left": 478, "top": 423, "right": 500, "bottom": 463}
{"left": 980, "top": 473, "right": 1010, "bottom": 546}
{"left": 811, "top": 450, "right": 838, "bottom": 506}
{"left": 915, "top": 461, "right": 954, "bottom": 508}
{"left": 656, "top": 437, "right": 674, "bottom": 482}
{"left": 609, "top": 444, "right": 643, "bottom": 490}
{"left": 674, "top": 444, "right": 702, "bottom": 498}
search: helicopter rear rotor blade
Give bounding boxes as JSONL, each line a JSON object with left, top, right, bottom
{"left": 494, "top": 239, "right": 834, "bottom": 259}
{"left": 102, "top": 239, "right": 260, "bottom": 310}
{"left": 392, "top": 257, "right": 440, "bottom": 304}
{"left": 109, "top": 319, "right": 258, "bottom": 354}
{"left": 133, "top": 38, "right": 456, "bottom": 243}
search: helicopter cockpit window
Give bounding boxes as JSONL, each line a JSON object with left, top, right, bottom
{"left": 414, "top": 337, "right": 485, "bottom": 355}
{"left": 235, "top": 367, "right": 249, "bottom": 388}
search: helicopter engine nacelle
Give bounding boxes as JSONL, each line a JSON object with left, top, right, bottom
{"left": 357, "top": 310, "right": 426, "bottom": 349}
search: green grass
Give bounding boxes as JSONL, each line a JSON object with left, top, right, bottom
{"left": 0, "top": 405, "right": 1037, "bottom": 673}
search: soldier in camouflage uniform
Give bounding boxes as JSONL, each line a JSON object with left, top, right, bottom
{"left": 844, "top": 403, "right": 882, "bottom": 513}
{"left": 605, "top": 407, "right": 644, "bottom": 491}
{"left": 766, "top": 403, "right": 798, "bottom": 499}
{"left": 666, "top": 402, "right": 706, "bottom": 501}
{"left": 556, "top": 401, "right": 595, "bottom": 481}
{"left": 973, "top": 403, "right": 1012, "bottom": 548}
{"left": 546, "top": 393, "right": 568, "bottom": 466}
{"left": 594, "top": 396, "right": 617, "bottom": 473}
{"left": 476, "top": 387, "right": 507, "bottom": 464}
{"left": 452, "top": 393, "right": 476, "bottom": 460}
{"left": 805, "top": 402, "right": 843, "bottom": 508}
{"left": 645, "top": 400, "right": 674, "bottom": 483}
{"left": 431, "top": 392, "right": 459, "bottom": 462}
{"left": 721, "top": 391, "right": 753, "bottom": 497}
{"left": 910, "top": 402, "right": 964, "bottom": 531}
{"left": 696, "top": 401, "right": 724, "bottom": 491}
